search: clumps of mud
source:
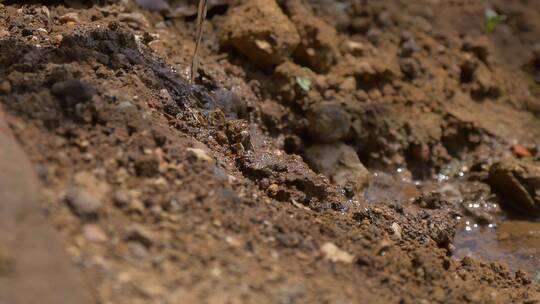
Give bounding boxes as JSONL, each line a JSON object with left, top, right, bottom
{"left": 1, "top": 0, "right": 540, "bottom": 303}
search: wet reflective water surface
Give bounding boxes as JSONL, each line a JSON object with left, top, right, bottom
{"left": 365, "top": 168, "right": 540, "bottom": 275}
{"left": 454, "top": 219, "right": 540, "bottom": 275}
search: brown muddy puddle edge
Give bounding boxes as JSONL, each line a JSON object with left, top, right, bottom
{"left": 365, "top": 168, "right": 540, "bottom": 276}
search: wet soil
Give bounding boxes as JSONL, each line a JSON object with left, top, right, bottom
{"left": 1, "top": 0, "right": 540, "bottom": 303}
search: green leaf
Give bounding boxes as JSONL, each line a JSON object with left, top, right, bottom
{"left": 485, "top": 9, "right": 506, "bottom": 33}
{"left": 296, "top": 76, "right": 311, "bottom": 92}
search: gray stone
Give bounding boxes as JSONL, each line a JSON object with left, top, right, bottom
{"left": 307, "top": 102, "right": 351, "bottom": 143}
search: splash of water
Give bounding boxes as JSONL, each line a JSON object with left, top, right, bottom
{"left": 191, "top": 0, "right": 208, "bottom": 83}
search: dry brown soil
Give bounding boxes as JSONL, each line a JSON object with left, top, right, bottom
{"left": 1, "top": 0, "right": 540, "bottom": 303}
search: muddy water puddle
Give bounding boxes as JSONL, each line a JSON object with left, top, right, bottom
{"left": 454, "top": 219, "right": 540, "bottom": 275}
{"left": 364, "top": 170, "right": 420, "bottom": 204}
{"left": 365, "top": 169, "right": 540, "bottom": 275}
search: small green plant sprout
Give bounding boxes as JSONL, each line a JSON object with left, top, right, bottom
{"left": 485, "top": 9, "right": 506, "bottom": 33}
{"left": 296, "top": 76, "right": 311, "bottom": 92}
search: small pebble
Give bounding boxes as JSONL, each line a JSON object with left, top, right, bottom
{"left": 0, "top": 81, "right": 11, "bottom": 95}
{"left": 54, "top": 34, "right": 63, "bottom": 43}
{"left": 128, "top": 199, "right": 146, "bottom": 213}
{"left": 134, "top": 154, "right": 160, "bottom": 177}
{"left": 119, "top": 12, "right": 150, "bottom": 29}
{"left": 512, "top": 144, "right": 532, "bottom": 158}
{"left": 51, "top": 79, "right": 96, "bottom": 109}
{"left": 59, "top": 12, "right": 80, "bottom": 24}
{"left": 391, "top": 222, "right": 402, "bottom": 240}
{"left": 113, "top": 189, "right": 131, "bottom": 207}
{"left": 0, "top": 30, "right": 10, "bottom": 39}
{"left": 126, "top": 225, "right": 157, "bottom": 248}
{"left": 187, "top": 148, "right": 214, "bottom": 163}
{"left": 66, "top": 187, "right": 102, "bottom": 218}
{"left": 267, "top": 184, "right": 279, "bottom": 196}
{"left": 82, "top": 224, "right": 108, "bottom": 243}
{"left": 401, "top": 38, "right": 420, "bottom": 57}
{"left": 320, "top": 242, "right": 354, "bottom": 263}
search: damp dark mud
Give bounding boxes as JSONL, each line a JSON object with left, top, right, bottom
{"left": 1, "top": 0, "right": 540, "bottom": 303}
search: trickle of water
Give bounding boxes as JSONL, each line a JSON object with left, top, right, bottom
{"left": 191, "top": 0, "right": 208, "bottom": 84}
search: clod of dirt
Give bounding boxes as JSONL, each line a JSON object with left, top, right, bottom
{"left": 134, "top": 154, "right": 160, "bottom": 177}
{"left": 225, "top": 119, "right": 253, "bottom": 151}
{"left": 209, "top": 88, "right": 247, "bottom": 119}
{"left": 119, "top": 12, "right": 150, "bottom": 29}
{"left": 113, "top": 189, "right": 131, "bottom": 207}
{"left": 59, "top": 13, "right": 80, "bottom": 24}
{"left": 82, "top": 224, "right": 108, "bottom": 243}
{"left": 471, "top": 63, "right": 500, "bottom": 99}
{"left": 65, "top": 187, "right": 102, "bottom": 218}
{"left": 126, "top": 224, "right": 157, "bottom": 248}
{"left": 187, "top": 147, "right": 214, "bottom": 163}
{"left": 462, "top": 36, "right": 492, "bottom": 64}
{"left": 399, "top": 57, "right": 421, "bottom": 79}
{"left": 459, "top": 55, "right": 501, "bottom": 100}
{"left": 236, "top": 132, "right": 346, "bottom": 211}
{"left": 400, "top": 38, "right": 420, "bottom": 57}
{"left": 285, "top": 0, "right": 339, "bottom": 73}
{"left": 320, "top": 242, "right": 354, "bottom": 263}
{"left": 350, "top": 16, "right": 371, "bottom": 35}
{"left": 0, "top": 29, "right": 10, "bottom": 39}
{"left": 51, "top": 79, "right": 96, "bottom": 110}
{"left": 338, "top": 57, "right": 395, "bottom": 94}
{"left": 391, "top": 222, "right": 402, "bottom": 240}
{"left": 304, "top": 143, "right": 370, "bottom": 195}
{"left": 366, "top": 28, "right": 382, "bottom": 45}
{"left": 0, "top": 81, "right": 12, "bottom": 95}
{"left": 489, "top": 157, "right": 540, "bottom": 216}
{"left": 220, "top": 0, "right": 300, "bottom": 69}
{"left": 513, "top": 144, "right": 533, "bottom": 158}
{"left": 307, "top": 102, "right": 351, "bottom": 143}
{"left": 73, "top": 171, "right": 110, "bottom": 200}
{"left": 272, "top": 61, "right": 316, "bottom": 103}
